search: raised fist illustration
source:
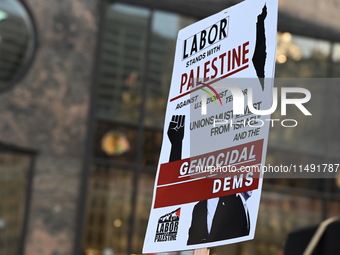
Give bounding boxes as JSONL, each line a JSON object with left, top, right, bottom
{"left": 167, "top": 115, "right": 185, "bottom": 162}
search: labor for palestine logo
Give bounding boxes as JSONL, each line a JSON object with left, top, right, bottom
{"left": 154, "top": 208, "right": 181, "bottom": 242}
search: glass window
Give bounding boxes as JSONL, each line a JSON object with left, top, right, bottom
{"left": 270, "top": 34, "right": 340, "bottom": 193}
{"left": 143, "top": 10, "right": 196, "bottom": 128}
{"left": 131, "top": 172, "right": 154, "bottom": 253}
{"left": 96, "top": 4, "right": 150, "bottom": 124}
{"left": 93, "top": 120, "right": 136, "bottom": 164}
{"left": 0, "top": 0, "right": 36, "bottom": 92}
{"left": 275, "top": 33, "right": 331, "bottom": 77}
{"left": 0, "top": 147, "right": 33, "bottom": 255}
{"left": 141, "top": 128, "right": 162, "bottom": 166}
{"left": 268, "top": 79, "right": 328, "bottom": 155}
{"left": 332, "top": 43, "right": 340, "bottom": 77}
{"left": 84, "top": 165, "right": 133, "bottom": 255}
{"left": 85, "top": 4, "right": 197, "bottom": 255}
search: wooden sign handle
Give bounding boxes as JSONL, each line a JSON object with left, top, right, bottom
{"left": 194, "top": 248, "right": 210, "bottom": 255}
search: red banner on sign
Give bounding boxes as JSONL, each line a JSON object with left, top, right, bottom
{"left": 154, "top": 140, "right": 263, "bottom": 208}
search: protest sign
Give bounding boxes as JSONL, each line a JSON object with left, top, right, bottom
{"left": 143, "top": 0, "right": 278, "bottom": 252}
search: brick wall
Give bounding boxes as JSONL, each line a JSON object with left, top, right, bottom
{"left": 0, "top": 0, "right": 99, "bottom": 254}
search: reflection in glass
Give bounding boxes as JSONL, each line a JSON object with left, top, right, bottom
{"left": 142, "top": 128, "right": 162, "bottom": 166}
{"left": 93, "top": 120, "right": 137, "bottom": 164}
{"left": 87, "top": 4, "right": 198, "bottom": 254}
{"left": 84, "top": 166, "right": 133, "bottom": 255}
{"left": 276, "top": 33, "right": 331, "bottom": 77}
{"left": 144, "top": 10, "right": 196, "bottom": 128}
{"left": 132, "top": 172, "right": 154, "bottom": 253}
{"left": 0, "top": 0, "right": 35, "bottom": 91}
{"left": 101, "top": 130, "right": 130, "bottom": 156}
{"left": 96, "top": 4, "right": 150, "bottom": 124}
{"left": 332, "top": 43, "right": 340, "bottom": 77}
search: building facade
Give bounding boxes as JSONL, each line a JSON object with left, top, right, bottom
{"left": 0, "top": 1, "right": 339, "bottom": 255}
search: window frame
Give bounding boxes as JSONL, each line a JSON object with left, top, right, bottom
{"left": 0, "top": 142, "right": 37, "bottom": 255}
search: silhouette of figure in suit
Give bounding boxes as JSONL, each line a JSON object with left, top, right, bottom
{"left": 187, "top": 193, "right": 250, "bottom": 245}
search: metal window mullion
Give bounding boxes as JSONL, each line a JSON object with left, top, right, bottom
{"left": 18, "top": 153, "right": 36, "bottom": 255}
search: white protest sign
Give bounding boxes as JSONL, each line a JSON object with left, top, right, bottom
{"left": 143, "top": 0, "right": 278, "bottom": 252}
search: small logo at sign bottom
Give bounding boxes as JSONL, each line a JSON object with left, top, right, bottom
{"left": 154, "top": 208, "right": 181, "bottom": 242}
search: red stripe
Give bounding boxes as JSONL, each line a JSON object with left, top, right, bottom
{"left": 154, "top": 170, "right": 259, "bottom": 208}
{"left": 154, "top": 139, "right": 264, "bottom": 208}
{"left": 157, "top": 140, "right": 263, "bottom": 186}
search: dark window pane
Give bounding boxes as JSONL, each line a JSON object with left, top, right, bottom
{"left": 84, "top": 165, "right": 133, "bottom": 254}
{"left": 131, "top": 172, "right": 154, "bottom": 253}
{"left": 0, "top": 150, "right": 31, "bottom": 255}
{"left": 144, "top": 10, "right": 196, "bottom": 128}
{"left": 142, "top": 128, "right": 162, "bottom": 166}
{"left": 96, "top": 4, "right": 151, "bottom": 124}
